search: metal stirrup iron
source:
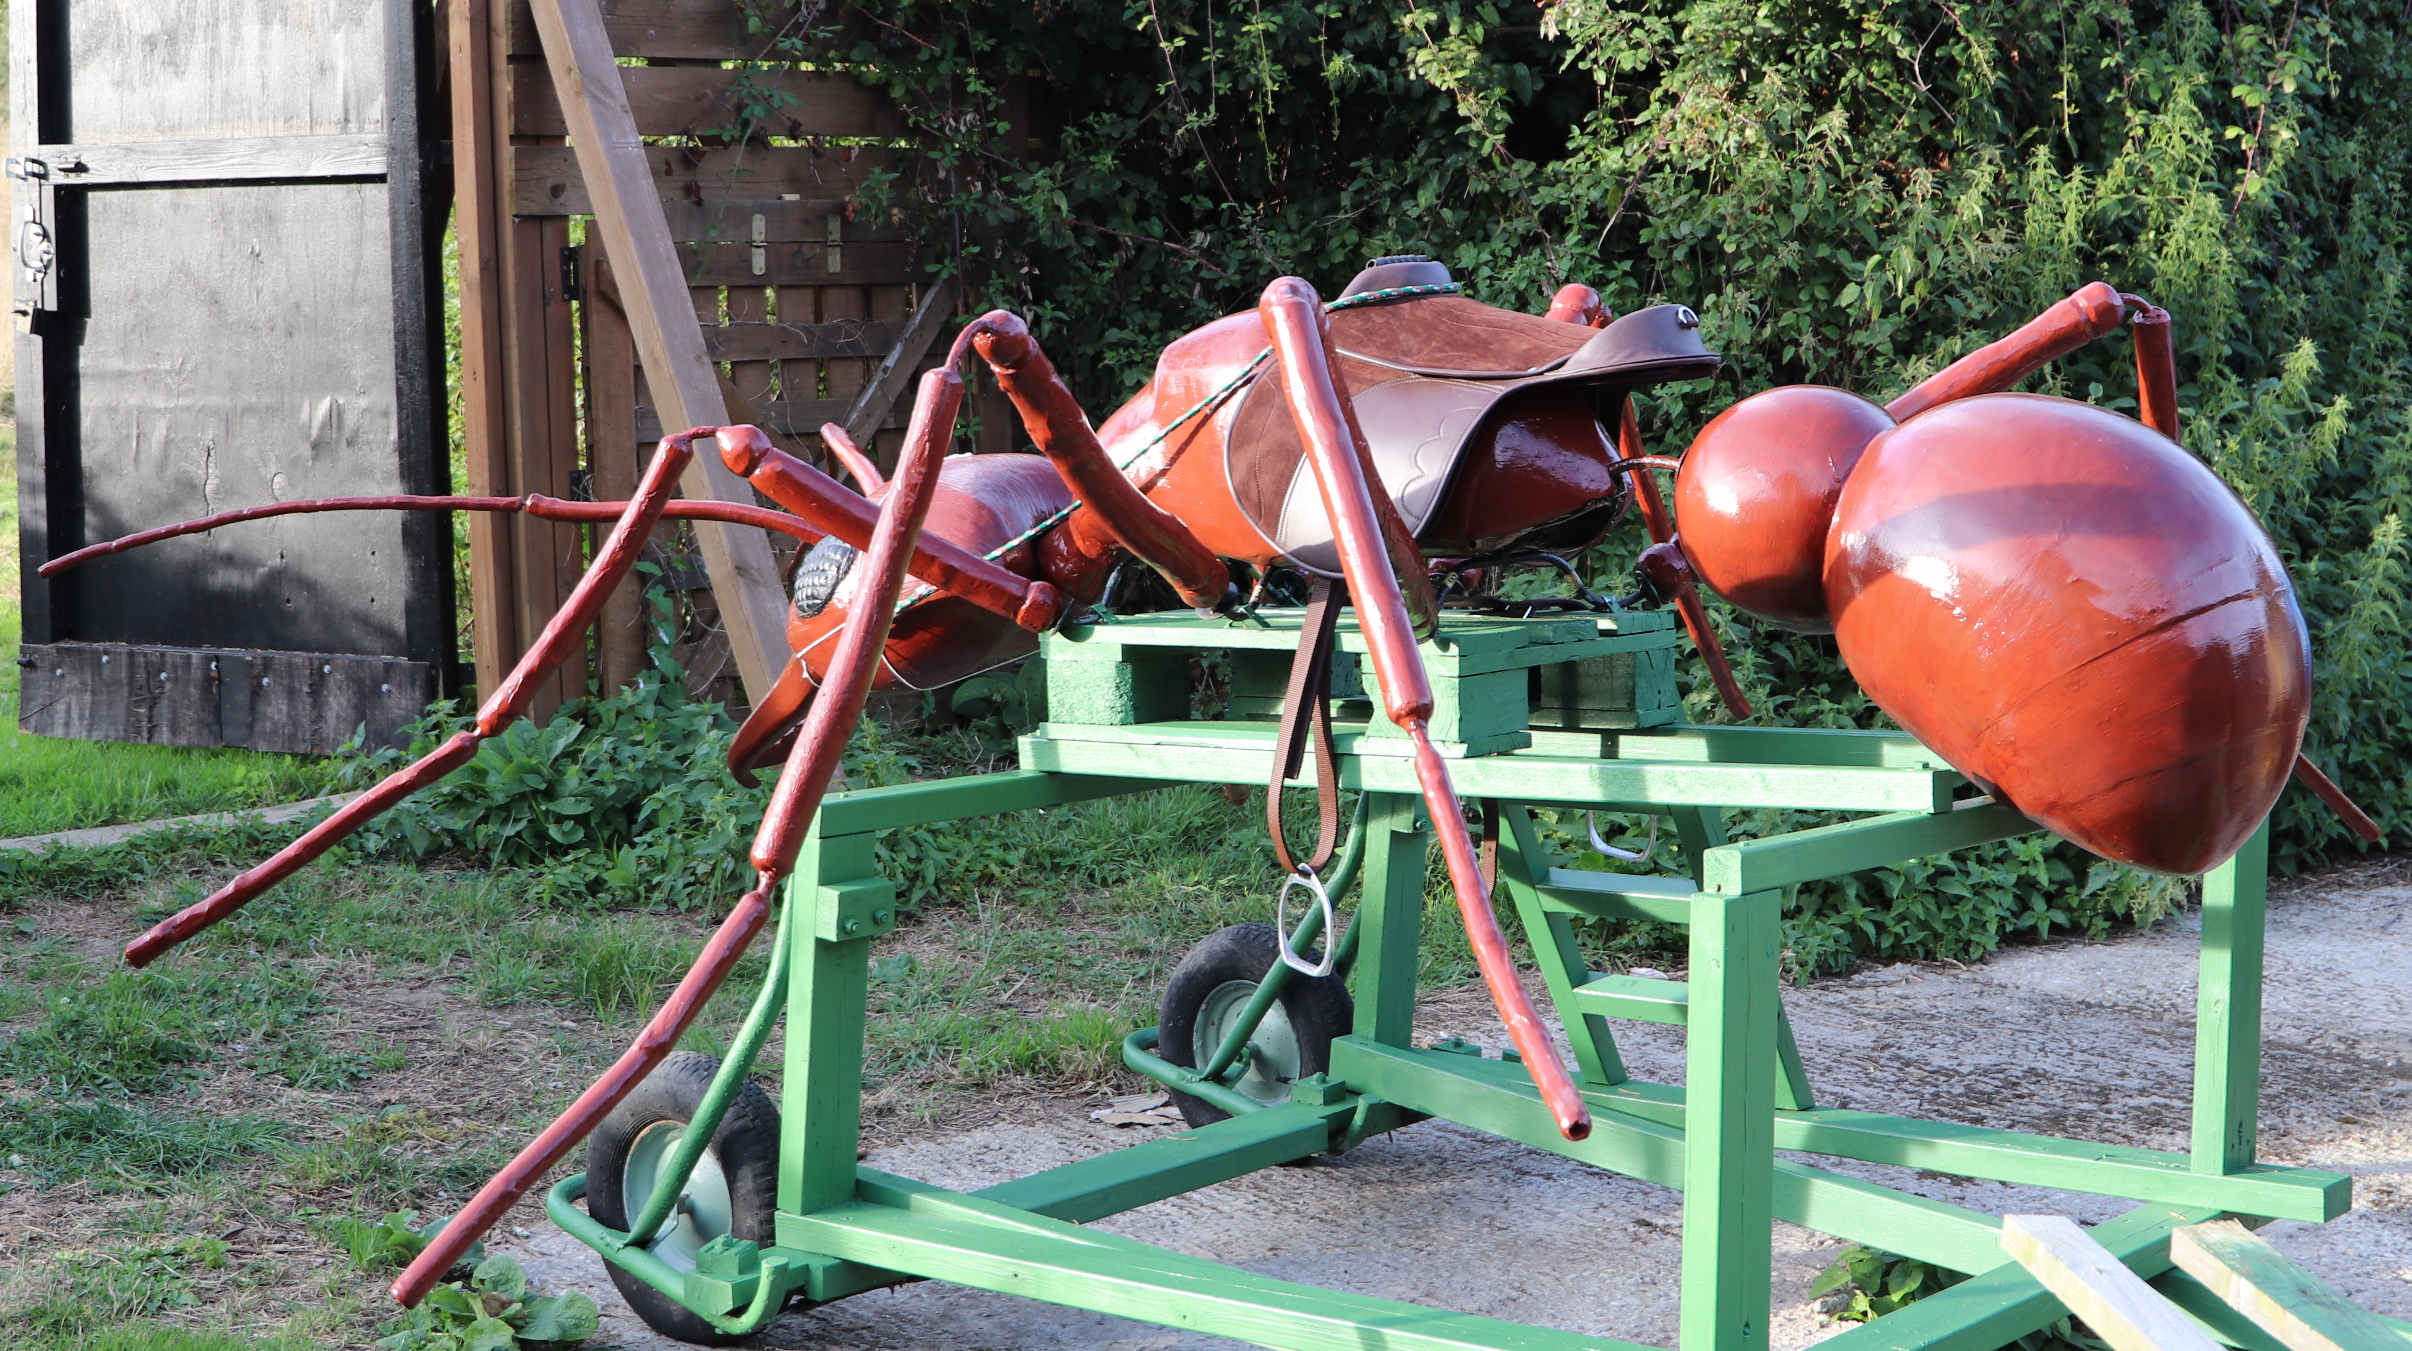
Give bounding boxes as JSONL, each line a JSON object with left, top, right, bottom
{"left": 1266, "top": 577, "right": 1347, "bottom": 975}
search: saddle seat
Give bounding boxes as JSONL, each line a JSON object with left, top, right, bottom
{"left": 1225, "top": 257, "right": 1722, "bottom": 574}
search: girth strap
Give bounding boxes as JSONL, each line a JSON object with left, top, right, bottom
{"left": 1267, "top": 577, "right": 1346, "bottom": 877}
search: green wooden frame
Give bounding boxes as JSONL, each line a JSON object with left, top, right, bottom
{"left": 540, "top": 613, "right": 2401, "bottom": 1351}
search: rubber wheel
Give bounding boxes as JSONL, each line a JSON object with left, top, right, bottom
{"left": 585, "top": 1052, "right": 781, "bottom": 1345}
{"left": 1157, "top": 922, "right": 1353, "bottom": 1129}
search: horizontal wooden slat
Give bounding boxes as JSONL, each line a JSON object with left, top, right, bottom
{"left": 32, "top": 134, "right": 387, "bottom": 185}
{"left": 634, "top": 397, "right": 911, "bottom": 443}
{"left": 677, "top": 239, "right": 920, "bottom": 287}
{"left": 702, "top": 318, "right": 901, "bottom": 362}
{"left": 512, "top": 65, "right": 905, "bottom": 139}
{"left": 506, "top": 0, "right": 856, "bottom": 59}
{"left": 19, "top": 643, "right": 435, "bottom": 754}
{"left": 513, "top": 143, "right": 909, "bottom": 216}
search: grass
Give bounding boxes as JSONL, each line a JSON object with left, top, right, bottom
{"left": 0, "top": 423, "right": 343, "bottom": 839}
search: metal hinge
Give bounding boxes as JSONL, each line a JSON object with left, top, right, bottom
{"left": 559, "top": 245, "right": 583, "bottom": 302}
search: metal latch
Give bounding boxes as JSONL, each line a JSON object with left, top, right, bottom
{"left": 7, "top": 156, "right": 57, "bottom": 317}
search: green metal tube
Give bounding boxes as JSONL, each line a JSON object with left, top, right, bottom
{"left": 546, "top": 1173, "right": 791, "bottom": 1336}
{"left": 1123, "top": 1028, "right": 1277, "bottom": 1119}
{"left": 626, "top": 887, "right": 796, "bottom": 1244}
{"left": 1197, "top": 797, "right": 1371, "bottom": 1082}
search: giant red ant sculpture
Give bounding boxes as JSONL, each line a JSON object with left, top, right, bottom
{"left": 41, "top": 256, "right": 2376, "bottom": 1307}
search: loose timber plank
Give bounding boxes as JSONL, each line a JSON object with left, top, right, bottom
{"left": 842, "top": 275, "right": 957, "bottom": 449}
{"left": 2169, "top": 1220, "right": 2399, "bottom": 1351}
{"left": 512, "top": 65, "right": 905, "bottom": 138}
{"left": 525, "top": 0, "right": 795, "bottom": 702}
{"left": 2000, "top": 1214, "right": 2223, "bottom": 1351}
{"left": 511, "top": 143, "right": 904, "bottom": 215}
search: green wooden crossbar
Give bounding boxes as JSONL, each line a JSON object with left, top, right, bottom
{"left": 786, "top": 1170, "right": 1651, "bottom": 1351}
{"left": 1021, "top": 722, "right": 1957, "bottom": 812}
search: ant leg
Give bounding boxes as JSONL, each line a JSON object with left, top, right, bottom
{"left": 1886, "top": 282, "right": 2127, "bottom": 421}
{"left": 959, "top": 312, "right": 1239, "bottom": 614}
{"left": 1536, "top": 285, "right": 1747, "bottom": 716}
{"left": 392, "top": 373, "right": 964, "bottom": 1307}
{"left": 41, "top": 494, "right": 822, "bottom": 578}
{"left": 120, "top": 431, "right": 712, "bottom": 968}
{"left": 1257, "top": 276, "right": 1590, "bottom": 1142}
{"left": 720, "top": 428, "right": 1065, "bottom": 635}
{"left": 818, "top": 422, "right": 887, "bottom": 493}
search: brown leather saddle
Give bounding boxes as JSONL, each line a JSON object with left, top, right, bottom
{"left": 1225, "top": 257, "right": 1720, "bottom": 574}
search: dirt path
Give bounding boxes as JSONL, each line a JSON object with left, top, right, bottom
{"left": 508, "top": 865, "right": 2412, "bottom": 1351}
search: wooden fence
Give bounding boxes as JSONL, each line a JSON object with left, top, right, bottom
{"left": 454, "top": 0, "right": 993, "bottom": 712}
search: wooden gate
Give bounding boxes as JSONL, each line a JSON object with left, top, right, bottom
{"left": 10, "top": 0, "right": 449, "bottom": 752}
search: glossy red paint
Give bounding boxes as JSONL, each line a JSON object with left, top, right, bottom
{"left": 788, "top": 453, "right": 1077, "bottom": 693}
{"left": 1824, "top": 393, "right": 2311, "bottom": 874}
{"left": 1674, "top": 386, "right": 1897, "bottom": 632}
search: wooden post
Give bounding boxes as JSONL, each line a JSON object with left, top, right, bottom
{"left": 448, "top": 0, "right": 517, "bottom": 701}
{"left": 582, "top": 249, "right": 646, "bottom": 693}
{"left": 523, "top": 0, "right": 793, "bottom": 705}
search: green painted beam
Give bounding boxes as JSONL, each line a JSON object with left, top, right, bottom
{"left": 1698, "top": 800, "right": 2035, "bottom": 895}
{"left": 1568, "top": 973, "right": 1692, "bottom": 1025}
{"left": 1679, "top": 891, "right": 1779, "bottom": 1351}
{"left": 785, "top": 1175, "right": 1652, "bottom": 1351}
{"left": 782, "top": 1106, "right": 1355, "bottom": 1306}
{"left": 815, "top": 770, "right": 1164, "bottom": 836}
{"left": 2193, "top": 825, "right": 2269, "bottom": 1175}
{"left": 1574, "top": 1081, "right": 2347, "bottom": 1222}
{"left": 1330, "top": 1041, "right": 2009, "bottom": 1276}
{"left": 1020, "top": 725, "right": 1956, "bottom": 813}
{"left": 1526, "top": 726, "right": 1956, "bottom": 770}
{"left": 1808, "top": 1204, "right": 2219, "bottom": 1351}
{"left": 1536, "top": 869, "right": 1697, "bottom": 925}
{"left": 979, "top": 1102, "right": 1350, "bottom": 1224}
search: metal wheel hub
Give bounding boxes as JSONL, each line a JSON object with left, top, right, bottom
{"left": 622, "top": 1120, "right": 734, "bottom": 1272}
{"left": 1194, "top": 978, "right": 1304, "bottom": 1105}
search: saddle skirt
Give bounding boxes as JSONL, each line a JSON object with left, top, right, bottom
{"left": 1223, "top": 271, "right": 1719, "bottom": 575}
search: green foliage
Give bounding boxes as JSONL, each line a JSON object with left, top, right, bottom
{"left": 339, "top": 586, "right": 768, "bottom": 913}
{"left": 373, "top": 1254, "right": 598, "bottom": 1351}
{"left": 813, "top": 0, "right": 2408, "bottom": 967}
{"left": 1814, "top": 1245, "right": 2108, "bottom": 1350}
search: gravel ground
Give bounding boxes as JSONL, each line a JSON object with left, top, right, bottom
{"left": 508, "top": 866, "right": 2412, "bottom": 1351}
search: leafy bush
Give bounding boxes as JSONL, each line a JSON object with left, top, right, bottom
{"left": 808, "top": 0, "right": 2407, "bottom": 968}
{"left": 340, "top": 589, "right": 769, "bottom": 913}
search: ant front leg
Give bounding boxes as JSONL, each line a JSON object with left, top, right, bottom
{"left": 959, "top": 312, "right": 1241, "bottom": 615}
{"left": 392, "top": 371, "right": 965, "bottom": 1306}
{"left": 120, "top": 429, "right": 710, "bottom": 967}
{"left": 1258, "top": 276, "right": 1590, "bottom": 1142}
{"left": 719, "top": 428, "right": 1066, "bottom": 636}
